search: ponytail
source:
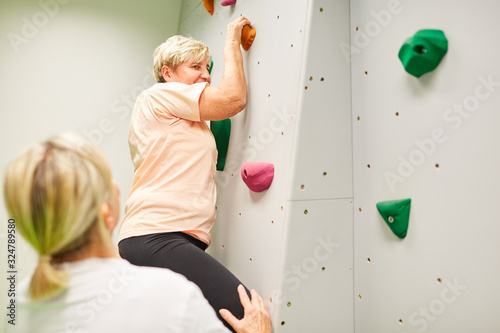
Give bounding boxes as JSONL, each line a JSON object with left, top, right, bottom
{"left": 29, "top": 255, "right": 68, "bottom": 301}
{"left": 3, "top": 133, "right": 113, "bottom": 301}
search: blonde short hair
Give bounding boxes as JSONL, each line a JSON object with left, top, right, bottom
{"left": 3, "top": 133, "right": 114, "bottom": 300}
{"left": 153, "top": 35, "right": 210, "bottom": 83}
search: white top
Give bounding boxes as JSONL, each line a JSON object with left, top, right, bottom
{"left": 8, "top": 258, "right": 230, "bottom": 333}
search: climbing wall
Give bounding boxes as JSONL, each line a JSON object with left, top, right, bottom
{"left": 352, "top": 0, "right": 500, "bottom": 332}
{"left": 178, "top": 0, "right": 353, "bottom": 331}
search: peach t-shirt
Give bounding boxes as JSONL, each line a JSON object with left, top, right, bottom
{"left": 118, "top": 82, "right": 217, "bottom": 246}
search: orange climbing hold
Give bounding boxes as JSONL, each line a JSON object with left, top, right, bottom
{"left": 241, "top": 25, "right": 256, "bottom": 51}
{"left": 204, "top": 0, "right": 214, "bottom": 15}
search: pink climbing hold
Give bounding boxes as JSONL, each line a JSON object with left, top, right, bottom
{"left": 221, "top": 0, "right": 236, "bottom": 6}
{"left": 241, "top": 162, "right": 274, "bottom": 192}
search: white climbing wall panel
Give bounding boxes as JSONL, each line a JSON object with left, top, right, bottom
{"left": 352, "top": 0, "right": 500, "bottom": 332}
{"left": 178, "top": 0, "right": 353, "bottom": 332}
{"left": 280, "top": 0, "right": 353, "bottom": 331}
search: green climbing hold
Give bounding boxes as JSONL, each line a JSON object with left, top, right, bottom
{"left": 210, "top": 118, "right": 231, "bottom": 171}
{"left": 209, "top": 59, "right": 213, "bottom": 75}
{"left": 376, "top": 198, "right": 411, "bottom": 239}
{"left": 398, "top": 30, "right": 448, "bottom": 78}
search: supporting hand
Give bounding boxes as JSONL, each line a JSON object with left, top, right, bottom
{"left": 219, "top": 285, "right": 272, "bottom": 333}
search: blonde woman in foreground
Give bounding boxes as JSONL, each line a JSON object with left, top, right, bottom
{"left": 3, "top": 132, "right": 271, "bottom": 333}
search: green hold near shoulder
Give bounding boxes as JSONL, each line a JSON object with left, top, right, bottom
{"left": 376, "top": 198, "right": 411, "bottom": 239}
{"left": 208, "top": 60, "right": 231, "bottom": 172}
{"left": 210, "top": 118, "right": 231, "bottom": 171}
{"left": 398, "top": 30, "right": 448, "bottom": 78}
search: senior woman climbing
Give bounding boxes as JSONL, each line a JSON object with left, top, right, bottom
{"left": 117, "top": 16, "right": 262, "bottom": 331}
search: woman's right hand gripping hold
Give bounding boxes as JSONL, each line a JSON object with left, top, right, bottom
{"left": 199, "top": 17, "right": 253, "bottom": 121}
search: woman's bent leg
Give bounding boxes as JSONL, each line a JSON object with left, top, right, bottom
{"left": 118, "top": 232, "right": 247, "bottom": 332}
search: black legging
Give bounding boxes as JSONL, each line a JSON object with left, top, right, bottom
{"left": 118, "top": 232, "right": 248, "bottom": 332}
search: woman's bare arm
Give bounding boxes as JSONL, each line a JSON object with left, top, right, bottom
{"left": 199, "top": 17, "right": 251, "bottom": 121}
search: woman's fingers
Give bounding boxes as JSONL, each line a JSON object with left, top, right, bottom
{"left": 219, "top": 308, "right": 240, "bottom": 330}
{"left": 221, "top": 285, "right": 272, "bottom": 333}
{"left": 238, "top": 284, "right": 252, "bottom": 310}
{"left": 226, "top": 16, "right": 252, "bottom": 42}
{"left": 251, "top": 289, "right": 266, "bottom": 309}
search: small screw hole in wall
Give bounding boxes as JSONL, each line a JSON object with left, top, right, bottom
{"left": 395, "top": 112, "right": 399, "bottom": 117}
{"left": 359, "top": 207, "right": 362, "bottom": 212}
{"left": 435, "top": 163, "right": 440, "bottom": 169}
{"left": 257, "top": 61, "right": 260, "bottom": 65}
{"left": 277, "top": 15, "right": 280, "bottom": 19}
{"left": 231, "top": 173, "right": 234, "bottom": 177}
{"left": 221, "top": 245, "right": 225, "bottom": 250}
{"left": 281, "top": 132, "right": 284, "bottom": 136}
{"left": 268, "top": 94, "right": 271, "bottom": 98}
{"left": 271, "top": 220, "right": 274, "bottom": 224}
{"left": 355, "top": 26, "right": 359, "bottom": 31}
{"left": 437, "top": 278, "right": 442, "bottom": 284}
{"left": 300, "top": 184, "right": 305, "bottom": 189}
{"left": 367, "top": 258, "right": 371, "bottom": 263}
{"left": 320, "top": 77, "right": 325, "bottom": 82}
{"left": 323, "top": 171, "right": 327, "bottom": 176}
{"left": 305, "top": 86, "right": 308, "bottom": 90}
{"left": 399, "top": 319, "right": 403, "bottom": 325}
{"left": 281, "top": 206, "right": 284, "bottom": 210}
{"left": 364, "top": 71, "right": 368, "bottom": 76}
{"left": 287, "top": 302, "right": 291, "bottom": 307}
{"left": 319, "top": 7, "right": 323, "bottom": 12}
{"left": 249, "top": 258, "right": 252, "bottom": 262}
{"left": 291, "top": 44, "right": 294, "bottom": 48}
{"left": 322, "top": 267, "right": 326, "bottom": 271}
{"left": 238, "top": 213, "right": 242, "bottom": 217}
{"left": 367, "top": 164, "right": 371, "bottom": 169}
{"left": 358, "top": 294, "right": 362, "bottom": 299}
{"left": 357, "top": 116, "right": 360, "bottom": 121}
{"left": 304, "top": 209, "right": 308, "bottom": 215}
{"left": 270, "top": 297, "right": 273, "bottom": 302}
{"left": 309, "top": 76, "right": 313, "bottom": 81}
